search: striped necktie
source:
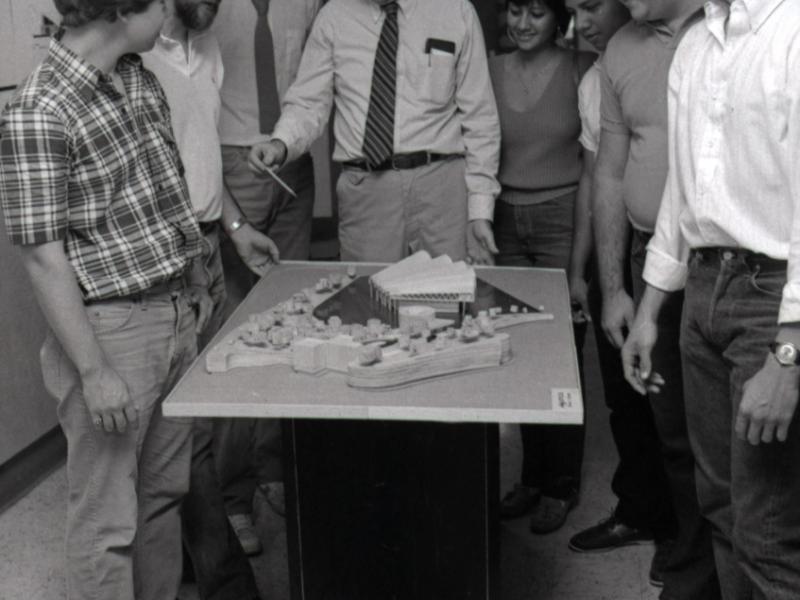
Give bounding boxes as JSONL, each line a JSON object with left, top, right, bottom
{"left": 362, "top": 1, "right": 399, "bottom": 168}
{"left": 252, "top": 0, "right": 281, "bottom": 133}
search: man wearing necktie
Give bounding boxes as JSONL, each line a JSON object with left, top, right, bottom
{"left": 248, "top": 0, "right": 501, "bottom": 266}
{"left": 210, "top": 0, "right": 323, "bottom": 558}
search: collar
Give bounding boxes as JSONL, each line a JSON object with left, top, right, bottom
{"left": 368, "top": 0, "right": 415, "bottom": 24}
{"left": 641, "top": 8, "right": 703, "bottom": 49}
{"left": 705, "top": 0, "right": 786, "bottom": 34}
{"left": 43, "top": 39, "right": 141, "bottom": 102}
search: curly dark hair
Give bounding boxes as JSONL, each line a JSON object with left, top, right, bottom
{"left": 506, "top": 0, "right": 571, "bottom": 37}
{"left": 53, "top": 0, "right": 160, "bottom": 27}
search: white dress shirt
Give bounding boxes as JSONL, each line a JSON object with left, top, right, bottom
{"left": 644, "top": 0, "right": 800, "bottom": 323}
{"left": 144, "top": 29, "right": 225, "bottom": 222}
{"left": 212, "top": 0, "right": 322, "bottom": 147}
{"left": 271, "top": 0, "right": 502, "bottom": 221}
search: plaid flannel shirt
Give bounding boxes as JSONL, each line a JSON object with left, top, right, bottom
{"left": 0, "top": 39, "right": 203, "bottom": 301}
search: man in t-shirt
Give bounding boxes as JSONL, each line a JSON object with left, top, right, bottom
{"left": 0, "top": 1, "right": 207, "bottom": 598}
{"left": 587, "top": 0, "right": 720, "bottom": 596}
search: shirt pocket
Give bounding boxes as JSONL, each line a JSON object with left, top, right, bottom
{"left": 413, "top": 51, "right": 457, "bottom": 106}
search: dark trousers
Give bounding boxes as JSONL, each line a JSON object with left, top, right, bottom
{"left": 493, "top": 194, "right": 584, "bottom": 498}
{"left": 631, "top": 231, "right": 719, "bottom": 600}
{"left": 681, "top": 248, "right": 800, "bottom": 600}
{"left": 183, "top": 420, "right": 260, "bottom": 600}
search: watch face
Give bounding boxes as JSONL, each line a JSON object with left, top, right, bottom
{"left": 777, "top": 343, "right": 799, "bottom": 365}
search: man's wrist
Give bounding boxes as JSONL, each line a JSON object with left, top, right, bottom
{"left": 226, "top": 216, "right": 248, "bottom": 237}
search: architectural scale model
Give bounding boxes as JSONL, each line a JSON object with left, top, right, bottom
{"left": 205, "top": 253, "right": 554, "bottom": 388}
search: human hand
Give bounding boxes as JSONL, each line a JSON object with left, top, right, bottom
{"left": 81, "top": 363, "right": 138, "bottom": 434}
{"left": 231, "top": 222, "right": 280, "bottom": 277}
{"left": 187, "top": 285, "right": 214, "bottom": 334}
{"left": 568, "top": 276, "right": 590, "bottom": 324}
{"left": 620, "top": 312, "right": 664, "bottom": 395}
{"left": 601, "top": 289, "right": 635, "bottom": 348}
{"left": 248, "top": 139, "right": 288, "bottom": 175}
{"left": 736, "top": 356, "right": 800, "bottom": 445}
{"left": 467, "top": 219, "right": 498, "bottom": 265}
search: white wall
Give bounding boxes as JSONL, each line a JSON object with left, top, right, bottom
{"left": 0, "top": 0, "right": 58, "bottom": 88}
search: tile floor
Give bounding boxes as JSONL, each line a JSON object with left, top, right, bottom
{"left": 0, "top": 327, "right": 661, "bottom": 600}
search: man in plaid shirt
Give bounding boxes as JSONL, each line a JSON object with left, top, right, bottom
{"left": 0, "top": 1, "right": 211, "bottom": 598}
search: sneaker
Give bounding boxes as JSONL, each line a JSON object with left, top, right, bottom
{"left": 259, "top": 481, "right": 286, "bottom": 517}
{"left": 529, "top": 494, "right": 577, "bottom": 534}
{"left": 568, "top": 514, "right": 654, "bottom": 553}
{"left": 500, "top": 484, "right": 540, "bottom": 519}
{"left": 228, "top": 513, "right": 263, "bottom": 556}
{"left": 649, "top": 539, "right": 675, "bottom": 587}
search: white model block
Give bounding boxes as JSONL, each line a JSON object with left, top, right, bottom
{"left": 324, "top": 336, "right": 363, "bottom": 372}
{"left": 292, "top": 338, "right": 327, "bottom": 374}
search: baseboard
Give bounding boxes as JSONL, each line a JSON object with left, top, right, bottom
{"left": 0, "top": 426, "right": 66, "bottom": 514}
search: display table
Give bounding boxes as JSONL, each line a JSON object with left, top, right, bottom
{"left": 164, "top": 261, "right": 582, "bottom": 600}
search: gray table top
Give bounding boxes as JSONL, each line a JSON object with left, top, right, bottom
{"left": 163, "top": 261, "right": 583, "bottom": 424}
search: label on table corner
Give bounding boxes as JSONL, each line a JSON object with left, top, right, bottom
{"left": 551, "top": 388, "right": 581, "bottom": 411}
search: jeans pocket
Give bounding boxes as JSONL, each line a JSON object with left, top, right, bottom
{"left": 86, "top": 302, "right": 136, "bottom": 335}
{"left": 749, "top": 268, "right": 784, "bottom": 298}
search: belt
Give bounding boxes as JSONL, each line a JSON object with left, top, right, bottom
{"left": 690, "top": 247, "right": 787, "bottom": 273}
{"left": 199, "top": 220, "right": 218, "bottom": 235}
{"left": 84, "top": 277, "right": 186, "bottom": 306}
{"left": 342, "top": 151, "right": 457, "bottom": 171}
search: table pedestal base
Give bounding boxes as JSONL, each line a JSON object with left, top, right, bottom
{"left": 284, "top": 419, "right": 499, "bottom": 600}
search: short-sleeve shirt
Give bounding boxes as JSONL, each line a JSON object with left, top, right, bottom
{"left": 578, "top": 60, "right": 601, "bottom": 154}
{"left": 600, "top": 21, "right": 680, "bottom": 232}
{"left": 0, "top": 39, "right": 202, "bottom": 301}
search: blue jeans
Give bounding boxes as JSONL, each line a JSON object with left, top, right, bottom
{"left": 493, "top": 193, "right": 584, "bottom": 498}
{"left": 40, "top": 290, "right": 196, "bottom": 600}
{"left": 631, "top": 232, "right": 719, "bottom": 599}
{"left": 681, "top": 248, "right": 800, "bottom": 600}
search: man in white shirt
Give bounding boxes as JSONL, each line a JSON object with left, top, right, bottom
{"left": 623, "top": 0, "right": 800, "bottom": 597}
{"left": 206, "top": 0, "right": 323, "bottom": 558}
{"left": 248, "top": 0, "right": 502, "bottom": 265}
{"left": 144, "top": 0, "right": 276, "bottom": 595}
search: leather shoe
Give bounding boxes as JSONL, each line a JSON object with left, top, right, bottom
{"left": 649, "top": 538, "right": 674, "bottom": 587}
{"left": 528, "top": 494, "right": 577, "bottom": 534}
{"left": 568, "top": 514, "right": 654, "bottom": 552}
{"left": 500, "top": 484, "right": 540, "bottom": 519}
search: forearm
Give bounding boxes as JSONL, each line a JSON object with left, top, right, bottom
{"left": 593, "top": 171, "right": 629, "bottom": 299}
{"left": 568, "top": 153, "right": 594, "bottom": 281}
{"left": 635, "top": 283, "right": 670, "bottom": 325}
{"left": 19, "top": 242, "right": 107, "bottom": 378}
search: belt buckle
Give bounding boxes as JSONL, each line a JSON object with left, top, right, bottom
{"left": 390, "top": 155, "right": 403, "bottom": 170}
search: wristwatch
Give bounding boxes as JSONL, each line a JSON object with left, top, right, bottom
{"left": 769, "top": 341, "right": 800, "bottom": 366}
{"left": 227, "top": 217, "right": 247, "bottom": 235}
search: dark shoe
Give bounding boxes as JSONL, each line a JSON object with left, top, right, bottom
{"left": 259, "top": 481, "right": 286, "bottom": 517}
{"left": 500, "top": 484, "right": 540, "bottom": 519}
{"left": 529, "top": 494, "right": 577, "bottom": 534}
{"left": 568, "top": 514, "right": 654, "bottom": 553}
{"left": 649, "top": 539, "right": 674, "bottom": 587}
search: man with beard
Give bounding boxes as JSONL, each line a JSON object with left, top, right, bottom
{"left": 144, "top": 1, "right": 275, "bottom": 598}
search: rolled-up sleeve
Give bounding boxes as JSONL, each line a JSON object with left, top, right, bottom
{"left": 642, "top": 46, "right": 689, "bottom": 292}
{"left": 779, "top": 43, "right": 800, "bottom": 323}
{"left": 271, "top": 9, "right": 336, "bottom": 164}
{"left": 455, "top": 0, "right": 500, "bottom": 222}
{"left": 0, "top": 104, "right": 69, "bottom": 245}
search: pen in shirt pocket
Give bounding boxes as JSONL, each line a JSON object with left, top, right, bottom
{"left": 424, "top": 38, "right": 456, "bottom": 66}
